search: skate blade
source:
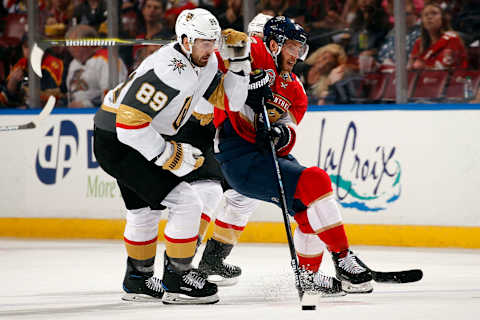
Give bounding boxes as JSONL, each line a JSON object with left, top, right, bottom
{"left": 121, "top": 293, "right": 163, "bottom": 302}
{"left": 341, "top": 280, "right": 373, "bottom": 294}
{"left": 162, "top": 292, "right": 219, "bottom": 305}
{"left": 207, "top": 274, "right": 239, "bottom": 287}
{"left": 320, "top": 290, "right": 348, "bottom": 298}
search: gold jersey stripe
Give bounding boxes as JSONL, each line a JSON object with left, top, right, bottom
{"left": 125, "top": 241, "right": 157, "bottom": 260}
{"left": 116, "top": 104, "right": 152, "bottom": 128}
{"left": 165, "top": 239, "right": 196, "bottom": 258}
{"left": 101, "top": 104, "right": 118, "bottom": 114}
{"left": 207, "top": 75, "right": 226, "bottom": 110}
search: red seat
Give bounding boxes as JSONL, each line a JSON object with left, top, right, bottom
{"left": 410, "top": 70, "right": 449, "bottom": 101}
{"left": 382, "top": 71, "right": 418, "bottom": 101}
{"left": 364, "top": 72, "right": 391, "bottom": 102}
{"left": 0, "top": 13, "right": 27, "bottom": 47}
{"left": 445, "top": 69, "right": 480, "bottom": 101}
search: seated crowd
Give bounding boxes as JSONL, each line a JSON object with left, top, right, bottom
{"left": 0, "top": 0, "right": 479, "bottom": 108}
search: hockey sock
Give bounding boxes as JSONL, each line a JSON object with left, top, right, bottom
{"left": 212, "top": 219, "right": 245, "bottom": 245}
{"left": 297, "top": 253, "right": 323, "bottom": 272}
{"left": 198, "top": 213, "right": 211, "bottom": 246}
{"left": 317, "top": 224, "right": 349, "bottom": 254}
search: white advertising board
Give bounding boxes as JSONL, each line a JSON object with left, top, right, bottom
{"left": 1, "top": 108, "right": 479, "bottom": 227}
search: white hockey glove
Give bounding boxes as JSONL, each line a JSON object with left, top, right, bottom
{"left": 220, "top": 28, "right": 251, "bottom": 74}
{"left": 154, "top": 141, "right": 204, "bottom": 177}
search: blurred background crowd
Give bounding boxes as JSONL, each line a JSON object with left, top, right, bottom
{"left": 1, "top": 0, "right": 480, "bottom": 108}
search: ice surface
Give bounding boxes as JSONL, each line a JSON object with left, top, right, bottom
{"left": 1, "top": 239, "right": 479, "bottom": 320}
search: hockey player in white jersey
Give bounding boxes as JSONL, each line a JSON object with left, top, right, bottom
{"left": 93, "top": 8, "right": 250, "bottom": 304}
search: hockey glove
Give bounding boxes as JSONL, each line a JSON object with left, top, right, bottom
{"left": 220, "top": 28, "right": 251, "bottom": 74}
{"left": 246, "top": 69, "right": 273, "bottom": 114}
{"left": 154, "top": 141, "right": 204, "bottom": 177}
{"left": 256, "top": 122, "right": 292, "bottom": 153}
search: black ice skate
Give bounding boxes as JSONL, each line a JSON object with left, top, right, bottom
{"left": 162, "top": 253, "right": 219, "bottom": 304}
{"left": 198, "top": 238, "right": 241, "bottom": 286}
{"left": 331, "top": 249, "right": 373, "bottom": 293}
{"left": 122, "top": 257, "right": 164, "bottom": 302}
{"left": 300, "top": 269, "right": 346, "bottom": 297}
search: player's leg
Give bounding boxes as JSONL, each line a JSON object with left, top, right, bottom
{"left": 293, "top": 227, "right": 345, "bottom": 296}
{"left": 160, "top": 182, "right": 219, "bottom": 304}
{"left": 120, "top": 182, "right": 165, "bottom": 301}
{"left": 190, "top": 180, "right": 224, "bottom": 248}
{"left": 293, "top": 167, "right": 373, "bottom": 293}
{"left": 94, "top": 127, "right": 217, "bottom": 303}
{"left": 198, "top": 188, "right": 258, "bottom": 286}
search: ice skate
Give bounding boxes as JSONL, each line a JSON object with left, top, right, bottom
{"left": 162, "top": 253, "right": 219, "bottom": 304}
{"left": 198, "top": 239, "right": 241, "bottom": 286}
{"left": 300, "top": 269, "right": 346, "bottom": 297}
{"left": 122, "top": 258, "right": 164, "bottom": 302}
{"left": 331, "top": 250, "right": 373, "bottom": 293}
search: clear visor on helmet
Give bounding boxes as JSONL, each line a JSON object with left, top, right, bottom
{"left": 283, "top": 41, "right": 309, "bottom": 60}
{"left": 193, "top": 38, "right": 219, "bottom": 52}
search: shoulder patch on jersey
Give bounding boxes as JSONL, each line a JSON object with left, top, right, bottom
{"left": 121, "top": 69, "right": 180, "bottom": 118}
{"left": 265, "top": 69, "right": 276, "bottom": 86}
{"left": 168, "top": 57, "right": 187, "bottom": 75}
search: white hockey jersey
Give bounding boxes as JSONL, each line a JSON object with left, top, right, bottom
{"left": 67, "top": 48, "right": 127, "bottom": 108}
{"left": 94, "top": 42, "right": 249, "bottom": 161}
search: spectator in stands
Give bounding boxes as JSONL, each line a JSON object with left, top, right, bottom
{"left": 257, "top": 0, "right": 289, "bottom": 16}
{"left": 1, "top": 0, "right": 30, "bottom": 14}
{"left": 408, "top": 2, "right": 468, "bottom": 70}
{"left": 72, "top": 0, "right": 107, "bottom": 32}
{"left": 218, "top": 0, "right": 244, "bottom": 31}
{"left": 0, "top": 36, "right": 64, "bottom": 108}
{"left": 42, "top": 0, "right": 75, "bottom": 37}
{"left": 198, "top": 0, "right": 226, "bottom": 17}
{"left": 348, "top": 0, "right": 391, "bottom": 58}
{"left": 303, "top": 0, "right": 347, "bottom": 31}
{"left": 65, "top": 24, "right": 127, "bottom": 108}
{"left": 341, "top": 0, "right": 359, "bottom": 26}
{"left": 132, "top": 0, "right": 172, "bottom": 70}
{"left": 295, "top": 43, "right": 352, "bottom": 104}
{"left": 382, "top": 0, "right": 424, "bottom": 24}
{"left": 164, "top": 0, "right": 197, "bottom": 34}
{"left": 378, "top": 0, "right": 421, "bottom": 67}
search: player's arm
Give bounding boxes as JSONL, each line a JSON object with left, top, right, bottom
{"left": 115, "top": 70, "right": 203, "bottom": 177}
{"left": 210, "top": 28, "right": 251, "bottom": 112}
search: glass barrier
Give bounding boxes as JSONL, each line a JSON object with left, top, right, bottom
{"left": 0, "top": 0, "right": 479, "bottom": 109}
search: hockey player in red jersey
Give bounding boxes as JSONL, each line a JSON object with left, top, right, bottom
{"left": 207, "top": 16, "right": 374, "bottom": 295}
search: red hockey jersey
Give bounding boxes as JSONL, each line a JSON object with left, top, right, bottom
{"left": 214, "top": 36, "right": 308, "bottom": 156}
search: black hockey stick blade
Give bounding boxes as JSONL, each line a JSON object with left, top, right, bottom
{"left": 372, "top": 269, "right": 423, "bottom": 283}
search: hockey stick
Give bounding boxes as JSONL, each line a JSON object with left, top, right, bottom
{"left": 372, "top": 269, "right": 423, "bottom": 283}
{"left": 0, "top": 95, "right": 56, "bottom": 132}
{"left": 260, "top": 104, "right": 305, "bottom": 302}
{"left": 30, "top": 38, "right": 172, "bottom": 77}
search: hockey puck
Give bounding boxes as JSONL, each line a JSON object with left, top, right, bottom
{"left": 302, "top": 305, "right": 316, "bottom": 311}
{"left": 301, "top": 293, "right": 317, "bottom": 310}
